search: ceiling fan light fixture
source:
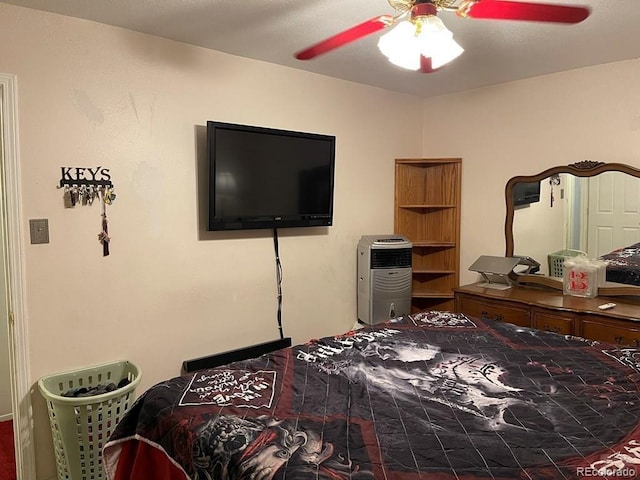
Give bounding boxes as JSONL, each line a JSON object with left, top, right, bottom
{"left": 428, "top": 37, "right": 465, "bottom": 69}
{"left": 415, "top": 15, "right": 464, "bottom": 67}
{"left": 387, "top": 52, "right": 421, "bottom": 71}
{"left": 377, "top": 15, "right": 464, "bottom": 71}
{"left": 415, "top": 14, "right": 450, "bottom": 37}
{"left": 378, "top": 20, "right": 420, "bottom": 63}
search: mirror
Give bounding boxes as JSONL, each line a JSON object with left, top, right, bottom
{"left": 505, "top": 161, "right": 640, "bottom": 295}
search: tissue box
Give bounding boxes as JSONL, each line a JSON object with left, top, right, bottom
{"left": 562, "top": 256, "right": 604, "bottom": 298}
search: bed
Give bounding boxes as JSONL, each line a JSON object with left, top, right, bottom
{"left": 599, "top": 242, "right": 640, "bottom": 287}
{"left": 103, "top": 311, "right": 640, "bottom": 479}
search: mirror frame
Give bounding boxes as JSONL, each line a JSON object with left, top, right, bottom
{"left": 504, "top": 160, "right": 640, "bottom": 296}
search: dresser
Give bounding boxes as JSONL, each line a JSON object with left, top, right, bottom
{"left": 454, "top": 283, "right": 640, "bottom": 346}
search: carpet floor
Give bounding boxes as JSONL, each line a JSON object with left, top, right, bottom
{"left": 0, "top": 419, "right": 16, "bottom": 480}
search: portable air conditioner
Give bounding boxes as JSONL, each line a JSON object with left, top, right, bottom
{"left": 357, "top": 235, "right": 412, "bottom": 325}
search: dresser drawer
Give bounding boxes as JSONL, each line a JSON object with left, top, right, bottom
{"left": 531, "top": 309, "right": 575, "bottom": 335}
{"left": 581, "top": 317, "right": 640, "bottom": 347}
{"left": 456, "top": 294, "right": 530, "bottom": 327}
{"left": 454, "top": 284, "right": 640, "bottom": 343}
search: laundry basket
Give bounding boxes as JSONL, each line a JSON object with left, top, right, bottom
{"left": 547, "top": 249, "right": 587, "bottom": 277}
{"left": 38, "top": 360, "right": 141, "bottom": 480}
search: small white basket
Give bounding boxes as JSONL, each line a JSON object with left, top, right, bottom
{"left": 38, "top": 360, "right": 141, "bottom": 480}
{"left": 548, "top": 249, "right": 586, "bottom": 277}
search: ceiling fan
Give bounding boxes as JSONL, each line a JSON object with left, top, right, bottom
{"left": 295, "top": 0, "right": 591, "bottom": 72}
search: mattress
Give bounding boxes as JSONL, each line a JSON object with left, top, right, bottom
{"left": 104, "top": 311, "right": 640, "bottom": 479}
{"left": 600, "top": 242, "right": 640, "bottom": 287}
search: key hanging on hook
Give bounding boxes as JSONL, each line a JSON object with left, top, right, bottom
{"left": 97, "top": 187, "right": 110, "bottom": 256}
{"left": 63, "top": 186, "right": 73, "bottom": 208}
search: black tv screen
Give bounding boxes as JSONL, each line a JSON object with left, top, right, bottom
{"left": 207, "top": 121, "right": 336, "bottom": 231}
{"left": 513, "top": 181, "right": 541, "bottom": 207}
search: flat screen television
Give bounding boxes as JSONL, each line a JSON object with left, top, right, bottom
{"left": 207, "top": 121, "right": 336, "bottom": 231}
{"left": 513, "top": 181, "right": 541, "bottom": 207}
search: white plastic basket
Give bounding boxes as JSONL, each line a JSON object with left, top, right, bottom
{"left": 547, "top": 249, "right": 586, "bottom": 277}
{"left": 38, "top": 360, "right": 141, "bottom": 480}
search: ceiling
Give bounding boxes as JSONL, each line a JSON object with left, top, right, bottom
{"left": 3, "top": 0, "right": 640, "bottom": 98}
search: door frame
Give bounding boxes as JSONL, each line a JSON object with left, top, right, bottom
{"left": 1, "top": 73, "right": 36, "bottom": 480}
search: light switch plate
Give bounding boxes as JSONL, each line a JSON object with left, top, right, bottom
{"left": 29, "top": 219, "right": 49, "bottom": 244}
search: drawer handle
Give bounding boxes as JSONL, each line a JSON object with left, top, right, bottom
{"left": 612, "top": 337, "right": 640, "bottom": 347}
{"left": 543, "top": 324, "right": 562, "bottom": 333}
{"left": 480, "top": 310, "right": 503, "bottom": 322}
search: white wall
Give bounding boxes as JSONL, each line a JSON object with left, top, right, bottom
{"left": 0, "top": 4, "right": 424, "bottom": 478}
{"left": 512, "top": 178, "right": 566, "bottom": 276}
{"left": 421, "top": 60, "right": 640, "bottom": 285}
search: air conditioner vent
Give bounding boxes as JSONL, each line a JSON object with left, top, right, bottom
{"left": 371, "top": 248, "right": 412, "bottom": 269}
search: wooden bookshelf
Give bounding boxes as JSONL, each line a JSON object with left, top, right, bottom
{"left": 394, "top": 158, "right": 462, "bottom": 312}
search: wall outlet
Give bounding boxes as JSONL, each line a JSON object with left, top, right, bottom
{"left": 29, "top": 219, "right": 49, "bottom": 244}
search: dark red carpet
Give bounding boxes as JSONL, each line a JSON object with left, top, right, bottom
{"left": 0, "top": 419, "right": 16, "bottom": 480}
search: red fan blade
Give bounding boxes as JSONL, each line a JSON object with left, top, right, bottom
{"left": 462, "top": 1, "right": 590, "bottom": 24}
{"left": 419, "top": 56, "right": 441, "bottom": 74}
{"left": 295, "top": 15, "right": 394, "bottom": 60}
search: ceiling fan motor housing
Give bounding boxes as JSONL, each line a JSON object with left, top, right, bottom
{"left": 412, "top": 2, "right": 439, "bottom": 18}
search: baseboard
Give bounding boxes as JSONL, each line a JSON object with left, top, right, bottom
{"left": 182, "top": 338, "right": 292, "bottom": 374}
{"left": 0, "top": 413, "right": 13, "bottom": 422}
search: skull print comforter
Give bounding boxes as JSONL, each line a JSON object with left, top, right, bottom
{"left": 103, "top": 311, "right": 640, "bottom": 479}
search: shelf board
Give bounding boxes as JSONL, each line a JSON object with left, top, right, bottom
{"left": 412, "top": 269, "right": 456, "bottom": 275}
{"left": 398, "top": 204, "right": 456, "bottom": 209}
{"left": 412, "top": 292, "right": 455, "bottom": 299}
{"left": 411, "top": 241, "right": 456, "bottom": 248}
{"left": 395, "top": 158, "right": 462, "bottom": 165}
